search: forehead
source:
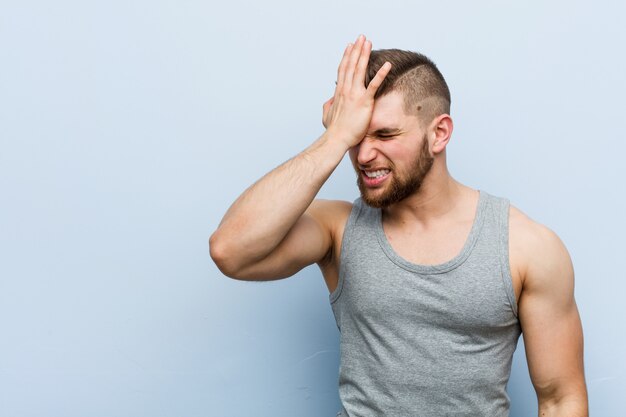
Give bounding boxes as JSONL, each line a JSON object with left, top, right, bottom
{"left": 369, "top": 91, "right": 419, "bottom": 131}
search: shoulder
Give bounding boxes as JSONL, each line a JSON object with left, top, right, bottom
{"left": 508, "top": 204, "right": 574, "bottom": 292}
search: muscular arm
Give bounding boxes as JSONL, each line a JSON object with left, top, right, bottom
{"left": 515, "top": 212, "right": 588, "bottom": 416}
{"left": 209, "top": 35, "right": 391, "bottom": 279}
{"left": 209, "top": 137, "right": 346, "bottom": 279}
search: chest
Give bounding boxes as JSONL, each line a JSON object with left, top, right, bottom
{"left": 324, "top": 201, "right": 523, "bottom": 306}
{"left": 335, "top": 249, "right": 519, "bottom": 334}
{"left": 383, "top": 220, "right": 473, "bottom": 265}
{"left": 376, "top": 219, "right": 522, "bottom": 304}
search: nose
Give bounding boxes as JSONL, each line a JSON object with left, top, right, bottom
{"left": 353, "top": 137, "right": 378, "bottom": 166}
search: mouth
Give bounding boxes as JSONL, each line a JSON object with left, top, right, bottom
{"left": 361, "top": 168, "right": 391, "bottom": 187}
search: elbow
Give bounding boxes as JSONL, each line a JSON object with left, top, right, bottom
{"left": 538, "top": 398, "right": 588, "bottom": 417}
{"left": 537, "top": 382, "right": 588, "bottom": 417}
{"left": 209, "top": 232, "right": 242, "bottom": 278}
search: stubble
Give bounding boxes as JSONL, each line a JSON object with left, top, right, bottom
{"left": 357, "top": 134, "right": 434, "bottom": 208}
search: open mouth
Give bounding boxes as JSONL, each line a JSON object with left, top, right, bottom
{"left": 361, "top": 169, "right": 391, "bottom": 186}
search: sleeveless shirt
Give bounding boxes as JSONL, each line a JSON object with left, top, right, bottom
{"left": 329, "top": 190, "right": 522, "bottom": 417}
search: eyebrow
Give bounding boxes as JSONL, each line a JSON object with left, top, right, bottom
{"left": 369, "top": 127, "right": 402, "bottom": 136}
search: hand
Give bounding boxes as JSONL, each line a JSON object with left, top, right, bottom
{"left": 322, "top": 34, "right": 392, "bottom": 148}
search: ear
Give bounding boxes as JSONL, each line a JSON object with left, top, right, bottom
{"left": 430, "top": 114, "right": 453, "bottom": 154}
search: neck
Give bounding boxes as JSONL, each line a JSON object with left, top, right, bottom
{"left": 382, "top": 163, "right": 476, "bottom": 226}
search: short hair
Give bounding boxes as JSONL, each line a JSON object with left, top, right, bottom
{"left": 366, "top": 49, "right": 451, "bottom": 124}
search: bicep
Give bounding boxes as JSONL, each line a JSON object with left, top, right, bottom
{"left": 232, "top": 200, "right": 335, "bottom": 281}
{"left": 518, "top": 226, "right": 586, "bottom": 399}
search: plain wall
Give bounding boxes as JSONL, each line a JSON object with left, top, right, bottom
{"left": 1, "top": 1, "right": 624, "bottom": 416}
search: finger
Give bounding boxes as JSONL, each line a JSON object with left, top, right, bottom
{"left": 343, "top": 34, "right": 365, "bottom": 91}
{"left": 343, "top": 34, "right": 365, "bottom": 90}
{"left": 353, "top": 39, "right": 372, "bottom": 90}
{"left": 335, "top": 43, "right": 353, "bottom": 92}
{"left": 366, "top": 61, "right": 392, "bottom": 97}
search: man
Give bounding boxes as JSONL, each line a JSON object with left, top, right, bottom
{"left": 209, "top": 34, "right": 588, "bottom": 416}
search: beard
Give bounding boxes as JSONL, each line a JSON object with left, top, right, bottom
{"left": 357, "top": 134, "right": 434, "bottom": 208}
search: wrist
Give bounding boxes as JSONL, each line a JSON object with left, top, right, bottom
{"left": 297, "top": 131, "right": 351, "bottom": 178}
{"left": 320, "top": 128, "right": 356, "bottom": 154}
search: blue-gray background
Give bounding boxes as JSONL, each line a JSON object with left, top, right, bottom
{"left": 1, "top": 1, "right": 624, "bottom": 416}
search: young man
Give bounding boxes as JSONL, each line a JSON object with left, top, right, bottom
{"left": 209, "top": 34, "right": 588, "bottom": 417}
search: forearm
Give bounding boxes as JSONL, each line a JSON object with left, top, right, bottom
{"left": 209, "top": 131, "right": 348, "bottom": 268}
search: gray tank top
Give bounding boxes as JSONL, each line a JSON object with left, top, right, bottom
{"left": 329, "top": 190, "right": 521, "bottom": 417}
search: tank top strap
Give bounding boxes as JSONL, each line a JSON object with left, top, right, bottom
{"left": 492, "top": 193, "right": 517, "bottom": 317}
{"left": 329, "top": 197, "right": 366, "bottom": 304}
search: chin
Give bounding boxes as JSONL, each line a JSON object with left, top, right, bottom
{"left": 360, "top": 191, "right": 391, "bottom": 208}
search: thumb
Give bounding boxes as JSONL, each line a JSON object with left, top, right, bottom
{"left": 322, "top": 97, "right": 334, "bottom": 128}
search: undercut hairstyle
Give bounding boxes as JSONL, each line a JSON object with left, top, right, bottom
{"left": 366, "top": 49, "right": 451, "bottom": 124}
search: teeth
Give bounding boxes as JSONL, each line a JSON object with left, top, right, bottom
{"left": 364, "top": 169, "right": 390, "bottom": 178}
